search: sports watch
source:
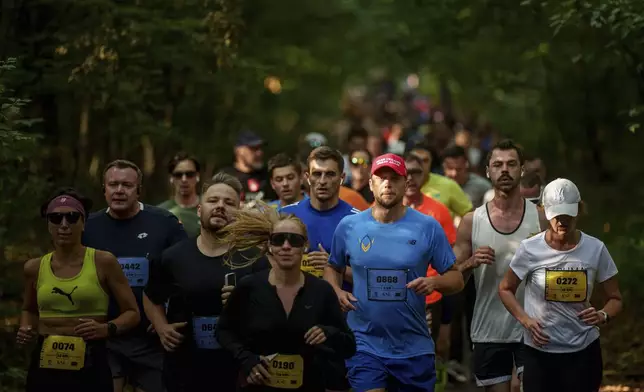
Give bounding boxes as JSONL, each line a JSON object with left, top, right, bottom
{"left": 107, "top": 321, "right": 118, "bottom": 337}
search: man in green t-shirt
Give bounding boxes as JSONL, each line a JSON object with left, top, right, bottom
{"left": 157, "top": 152, "right": 201, "bottom": 237}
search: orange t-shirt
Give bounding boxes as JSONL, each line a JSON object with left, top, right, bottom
{"left": 410, "top": 195, "right": 456, "bottom": 305}
{"left": 339, "top": 186, "right": 370, "bottom": 211}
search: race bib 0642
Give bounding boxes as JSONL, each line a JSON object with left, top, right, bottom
{"left": 39, "top": 335, "right": 86, "bottom": 370}
{"left": 367, "top": 269, "right": 407, "bottom": 301}
{"left": 544, "top": 269, "right": 588, "bottom": 303}
{"left": 117, "top": 257, "right": 149, "bottom": 287}
{"left": 267, "top": 354, "right": 303, "bottom": 389}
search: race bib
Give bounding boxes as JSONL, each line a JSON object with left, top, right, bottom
{"left": 367, "top": 269, "right": 407, "bottom": 301}
{"left": 117, "top": 257, "right": 149, "bottom": 287}
{"left": 300, "top": 255, "right": 323, "bottom": 278}
{"left": 544, "top": 270, "right": 588, "bottom": 302}
{"left": 267, "top": 354, "right": 303, "bottom": 389}
{"left": 192, "top": 316, "right": 221, "bottom": 349}
{"left": 39, "top": 335, "right": 86, "bottom": 370}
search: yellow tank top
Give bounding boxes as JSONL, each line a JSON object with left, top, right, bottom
{"left": 36, "top": 247, "right": 109, "bottom": 318}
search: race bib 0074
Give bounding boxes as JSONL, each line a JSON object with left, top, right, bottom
{"left": 544, "top": 269, "right": 588, "bottom": 303}
{"left": 39, "top": 335, "right": 86, "bottom": 371}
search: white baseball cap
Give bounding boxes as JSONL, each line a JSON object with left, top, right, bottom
{"left": 542, "top": 178, "right": 581, "bottom": 220}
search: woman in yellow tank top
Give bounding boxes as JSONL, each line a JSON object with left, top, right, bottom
{"left": 17, "top": 188, "right": 140, "bottom": 392}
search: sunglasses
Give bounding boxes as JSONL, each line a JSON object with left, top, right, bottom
{"left": 407, "top": 169, "right": 423, "bottom": 177}
{"left": 172, "top": 171, "right": 197, "bottom": 179}
{"left": 269, "top": 232, "right": 307, "bottom": 248}
{"left": 351, "top": 157, "right": 370, "bottom": 167}
{"left": 47, "top": 212, "right": 83, "bottom": 225}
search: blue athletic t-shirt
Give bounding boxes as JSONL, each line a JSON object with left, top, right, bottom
{"left": 329, "top": 208, "right": 455, "bottom": 358}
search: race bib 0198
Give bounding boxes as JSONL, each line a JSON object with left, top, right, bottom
{"left": 367, "top": 269, "right": 407, "bottom": 301}
{"left": 117, "top": 257, "right": 149, "bottom": 287}
{"left": 39, "top": 335, "right": 86, "bottom": 370}
{"left": 267, "top": 354, "right": 303, "bottom": 389}
{"left": 192, "top": 316, "right": 221, "bottom": 350}
{"left": 300, "top": 254, "right": 323, "bottom": 278}
{"left": 544, "top": 269, "right": 588, "bottom": 302}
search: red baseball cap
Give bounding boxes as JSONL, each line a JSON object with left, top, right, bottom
{"left": 371, "top": 153, "right": 407, "bottom": 177}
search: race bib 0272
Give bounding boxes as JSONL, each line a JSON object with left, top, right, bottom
{"left": 544, "top": 269, "right": 588, "bottom": 303}
{"left": 117, "top": 257, "right": 149, "bottom": 287}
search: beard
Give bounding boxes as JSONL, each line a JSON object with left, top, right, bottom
{"left": 492, "top": 174, "right": 520, "bottom": 192}
{"left": 374, "top": 193, "right": 404, "bottom": 209}
{"left": 200, "top": 213, "right": 229, "bottom": 233}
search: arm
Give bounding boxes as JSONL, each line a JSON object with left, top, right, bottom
{"left": 323, "top": 221, "right": 348, "bottom": 293}
{"left": 317, "top": 282, "right": 357, "bottom": 359}
{"left": 216, "top": 281, "right": 261, "bottom": 377}
{"left": 498, "top": 268, "right": 531, "bottom": 325}
{"left": 598, "top": 277, "right": 622, "bottom": 322}
{"left": 343, "top": 266, "right": 353, "bottom": 285}
{"left": 453, "top": 212, "right": 474, "bottom": 282}
{"left": 20, "top": 259, "right": 40, "bottom": 330}
{"left": 428, "top": 220, "right": 464, "bottom": 295}
{"left": 144, "top": 252, "right": 174, "bottom": 330}
{"left": 432, "top": 266, "right": 464, "bottom": 295}
{"left": 98, "top": 252, "right": 140, "bottom": 333}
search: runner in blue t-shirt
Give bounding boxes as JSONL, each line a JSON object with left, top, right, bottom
{"left": 280, "top": 146, "right": 359, "bottom": 392}
{"left": 325, "top": 153, "right": 465, "bottom": 392}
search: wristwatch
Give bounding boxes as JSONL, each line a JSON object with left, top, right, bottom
{"left": 107, "top": 322, "right": 118, "bottom": 337}
{"left": 597, "top": 310, "right": 609, "bottom": 325}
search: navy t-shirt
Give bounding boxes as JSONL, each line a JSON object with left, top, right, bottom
{"left": 82, "top": 203, "right": 187, "bottom": 365}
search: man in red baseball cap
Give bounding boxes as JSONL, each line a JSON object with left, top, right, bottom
{"left": 325, "top": 152, "right": 464, "bottom": 392}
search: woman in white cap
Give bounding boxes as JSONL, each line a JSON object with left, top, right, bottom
{"left": 498, "top": 178, "right": 623, "bottom": 392}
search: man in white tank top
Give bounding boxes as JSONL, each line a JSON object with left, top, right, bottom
{"left": 454, "top": 140, "right": 548, "bottom": 392}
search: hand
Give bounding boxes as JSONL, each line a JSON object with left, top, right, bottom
{"left": 470, "top": 246, "right": 495, "bottom": 268}
{"left": 336, "top": 290, "right": 357, "bottom": 312}
{"left": 407, "top": 277, "right": 436, "bottom": 295}
{"left": 16, "top": 325, "right": 36, "bottom": 345}
{"left": 221, "top": 285, "right": 234, "bottom": 306}
{"left": 521, "top": 317, "right": 549, "bottom": 346}
{"left": 304, "top": 326, "right": 327, "bottom": 345}
{"left": 306, "top": 244, "right": 329, "bottom": 269}
{"left": 247, "top": 356, "right": 271, "bottom": 385}
{"left": 157, "top": 322, "right": 187, "bottom": 352}
{"left": 577, "top": 307, "right": 604, "bottom": 326}
{"left": 74, "top": 319, "right": 109, "bottom": 340}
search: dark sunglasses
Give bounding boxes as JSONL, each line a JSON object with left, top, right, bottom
{"left": 407, "top": 169, "right": 423, "bottom": 177}
{"left": 47, "top": 212, "right": 83, "bottom": 225}
{"left": 172, "top": 171, "right": 197, "bottom": 179}
{"left": 351, "top": 157, "right": 370, "bottom": 167}
{"left": 269, "top": 232, "right": 307, "bottom": 248}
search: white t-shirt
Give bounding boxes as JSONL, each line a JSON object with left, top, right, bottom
{"left": 510, "top": 231, "right": 618, "bottom": 353}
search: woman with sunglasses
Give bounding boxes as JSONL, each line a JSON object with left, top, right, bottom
{"left": 216, "top": 204, "right": 356, "bottom": 391}
{"left": 17, "top": 188, "right": 140, "bottom": 392}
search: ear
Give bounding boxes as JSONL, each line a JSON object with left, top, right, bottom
{"left": 170, "top": 177, "right": 174, "bottom": 184}
{"left": 340, "top": 172, "right": 346, "bottom": 185}
{"left": 197, "top": 204, "right": 202, "bottom": 218}
{"left": 196, "top": 176, "right": 200, "bottom": 183}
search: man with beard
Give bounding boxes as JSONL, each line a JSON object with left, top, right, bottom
{"left": 83, "top": 159, "right": 187, "bottom": 392}
{"left": 158, "top": 152, "right": 202, "bottom": 237}
{"left": 325, "top": 153, "right": 464, "bottom": 392}
{"left": 144, "top": 172, "right": 270, "bottom": 392}
{"left": 280, "top": 146, "right": 359, "bottom": 392}
{"left": 454, "top": 140, "right": 547, "bottom": 392}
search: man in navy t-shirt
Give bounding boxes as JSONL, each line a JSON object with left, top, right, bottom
{"left": 83, "top": 160, "right": 187, "bottom": 392}
{"left": 325, "top": 153, "right": 464, "bottom": 392}
{"left": 280, "top": 146, "right": 359, "bottom": 392}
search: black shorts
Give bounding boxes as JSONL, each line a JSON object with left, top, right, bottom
{"left": 323, "top": 357, "right": 351, "bottom": 391}
{"left": 164, "top": 350, "right": 239, "bottom": 392}
{"left": 523, "top": 338, "right": 603, "bottom": 392}
{"left": 473, "top": 342, "right": 525, "bottom": 387}
{"left": 26, "top": 336, "right": 112, "bottom": 392}
{"left": 108, "top": 349, "right": 164, "bottom": 391}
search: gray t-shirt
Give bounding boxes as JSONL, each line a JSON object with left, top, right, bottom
{"left": 510, "top": 232, "right": 618, "bottom": 353}
{"left": 462, "top": 173, "right": 492, "bottom": 208}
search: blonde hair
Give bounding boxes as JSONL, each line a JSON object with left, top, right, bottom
{"left": 219, "top": 201, "right": 308, "bottom": 268}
